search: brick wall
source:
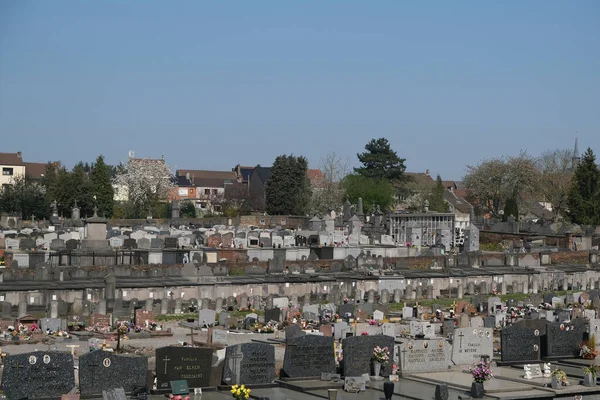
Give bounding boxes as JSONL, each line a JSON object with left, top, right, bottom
{"left": 551, "top": 250, "right": 590, "bottom": 265}
{"left": 480, "top": 231, "right": 569, "bottom": 248}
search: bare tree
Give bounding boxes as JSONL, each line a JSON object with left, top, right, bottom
{"left": 536, "top": 149, "right": 573, "bottom": 221}
{"left": 464, "top": 152, "right": 540, "bottom": 218}
{"left": 308, "top": 152, "right": 349, "bottom": 216}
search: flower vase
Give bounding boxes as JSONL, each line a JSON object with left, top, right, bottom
{"left": 383, "top": 381, "right": 394, "bottom": 400}
{"left": 583, "top": 373, "right": 596, "bottom": 387}
{"left": 327, "top": 389, "right": 338, "bottom": 400}
{"left": 373, "top": 362, "right": 382, "bottom": 377}
{"left": 551, "top": 375, "right": 560, "bottom": 389}
{"left": 470, "top": 382, "right": 484, "bottom": 398}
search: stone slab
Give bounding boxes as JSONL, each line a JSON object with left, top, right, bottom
{"left": 79, "top": 350, "right": 148, "bottom": 395}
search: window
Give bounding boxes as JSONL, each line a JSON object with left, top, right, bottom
{"left": 204, "top": 189, "right": 210, "bottom": 195}
{"left": 2, "top": 167, "right": 13, "bottom": 176}
{"left": 212, "top": 189, "right": 218, "bottom": 196}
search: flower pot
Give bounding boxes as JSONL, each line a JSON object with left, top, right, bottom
{"left": 373, "top": 362, "right": 382, "bottom": 377}
{"left": 327, "top": 389, "right": 338, "bottom": 400}
{"left": 470, "top": 382, "right": 484, "bottom": 398}
{"left": 551, "top": 375, "right": 561, "bottom": 389}
{"left": 383, "top": 381, "right": 394, "bottom": 400}
{"left": 583, "top": 373, "right": 596, "bottom": 387}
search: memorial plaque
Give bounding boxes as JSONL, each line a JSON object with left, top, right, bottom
{"left": 500, "top": 325, "right": 541, "bottom": 362}
{"left": 398, "top": 339, "right": 450, "bottom": 374}
{"left": 155, "top": 347, "right": 213, "bottom": 389}
{"left": 1, "top": 351, "right": 75, "bottom": 399}
{"left": 343, "top": 335, "right": 395, "bottom": 377}
{"left": 169, "top": 380, "right": 189, "bottom": 395}
{"left": 79, "top": 350, "right": 148, "bottom": 395}
{"left": 451, "top": 328, "right": 493, "bottom": 365}
{"left": 222, "top": 343, "right": 275, "bottom": 385}
{"left": 102, "top": 387, "right": 127, "bottom": 400}
{"left": 283, "top": 335, "right": 335, "bottom": 377}
{"left": 211, "top": 328, "right": 228, "bottom": 345}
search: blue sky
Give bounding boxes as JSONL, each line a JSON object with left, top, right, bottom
{"left": 1, "top": 1, "right": 598, "bottom": 180}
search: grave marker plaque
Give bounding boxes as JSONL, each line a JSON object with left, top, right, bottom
{"left": 222, "top": 343, "right": 275, "bottom": 385}
{"left": 155, "top": 347, "right": 213, "bottom": 389}
{"left": 398, "top": 339, "right": 450, "bottom": 374}
{"left": 283, "top": 335, "right": 335, "bottom": 377}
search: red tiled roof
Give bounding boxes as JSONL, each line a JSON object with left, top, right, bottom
{"left": 24, "top": 162, "right": 47, "bottom": 180}
{"left": 0, "top": 152, "right": 24, "bottom": 166}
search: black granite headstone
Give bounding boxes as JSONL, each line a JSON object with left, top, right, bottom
{"left": 1, "top": 351, "right": 75, "bottom": 399}
{"left": 545, "top": 320, "right": 585, "bottom": 358}
{"left": 282, "top": 335, "right": 335, "bottom": 378}
{"left": 342, "top": 335, "right": 395, "bottom": 377}
{"left": 265, "top": 307, "right": 281, "bottom": 323}
{"left": 284, "top": 324, "right": 305, "bottom": 340}
{"left": 501, "top": 324, "right": 541, "bottom": 362}
{"left": 79, "top": 351, "right": 148, "bottom": 395}
{"left": 222, "top": 343, "right": 276, "bottom": 385}
{"left": 338, "top": 303, "right": 354, "bottom": 317}
{"left": 155, "top": 346, "right": 213, "bottom": 389}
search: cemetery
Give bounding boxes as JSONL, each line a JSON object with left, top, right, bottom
{"left": 0, "top": 204, "right": 599, "bottom": 398}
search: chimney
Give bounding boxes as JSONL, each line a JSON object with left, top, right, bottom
{"left": 186, "top": 172, "right": 190, "bottom": 181}
{"left": 17, "top": 151, "right": 22, "bottom": 159}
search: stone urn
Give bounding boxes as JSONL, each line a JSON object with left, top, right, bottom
{"left": 470, "top": 381, "right": 484, "bottom": 398}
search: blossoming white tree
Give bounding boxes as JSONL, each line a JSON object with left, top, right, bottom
{"left": 113, "top": 156, "right": 175, "bottom": 214}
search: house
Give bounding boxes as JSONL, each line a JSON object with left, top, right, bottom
{"left": 232, "top": 165, "right": 255, "bottom": 186}
{"left": 249, "top": 167, "right": 272, "bottom": 211}
{"left": 0, "top": 152, "right": 26, "bottom": 190}
{"left": 0, "top": 152, "right": 53, "bottom": 190}
{"left": 24, "top": 162, "right": 48, "bottom": 181}
{"left": 307, "top": 169, "right": 325, "bottom": 189}
{"left": 173, "top": 169, "right": 238, "bottom": 214}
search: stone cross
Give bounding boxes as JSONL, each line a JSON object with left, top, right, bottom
{"left": 457, "top": 331, "right": 465, "bottom": 349}
{"left": 11, "top": 361, "right": 24, "bottom": 378}
{"left": 228, "top": 346, "right": 244, "bottom": 382}
{"left": 162, "top": 355, "right": 171, "bottom": 374}
{"left": 66, "top": 344, "right": 80, "bottom": 356}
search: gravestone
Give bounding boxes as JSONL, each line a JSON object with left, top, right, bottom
{"left": 79, "top": 351, "right": 148, "bottom": 395}
{"left": 218, "top": 312, "right": 230, "bottom": 327}
{"left": 285, "top": 324, "right": 305, "bottom": 340}
{"left": 41, "top": 317, "right": 62, "bottom": 332}
{"left": 343, "top": 335, "right": 395, "bottom": 377}
{"left": 451, "top": 328, "right": 493, "bottom": 366}
{"left": 500, "top": 325, "right": 541, "bottom": 362}
{"left": 1, "top": 351, "right": 75, "bottom": 399}
{"left": 545, "top": 321, "right": 585, "bottom": 358}
{"left": 398, "top": 339, "right": 450, "bottom": 374}
{"left": 283, "top": 335, "right": 335, "bottom": 377}
{"left": 155, "top": 347, "right": 213, "bottom": 389}
{"left": 265, "top": 307, "right": 281, "bottom": 323}
{"left": 222, "top": 343, "right": 276, "bottom": 385}
{"left": 338, "top": 303, "right": 354, "bottom": 318}
{"left": 198, "top": 309, "right": 216, "bottom": 327}
{"left": 211, "top": 328, "right": 228, "bottom": 346}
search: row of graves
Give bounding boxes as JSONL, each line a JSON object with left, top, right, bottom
{"left": 7, "top": 293, "right": 600, "bottom": 400}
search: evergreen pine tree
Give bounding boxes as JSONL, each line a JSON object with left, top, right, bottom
{"left": 91, "top": 155, "right": 115, "bottom": 217}
{"left": 567, "top": 148, "right": 600, "bottom": 225}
